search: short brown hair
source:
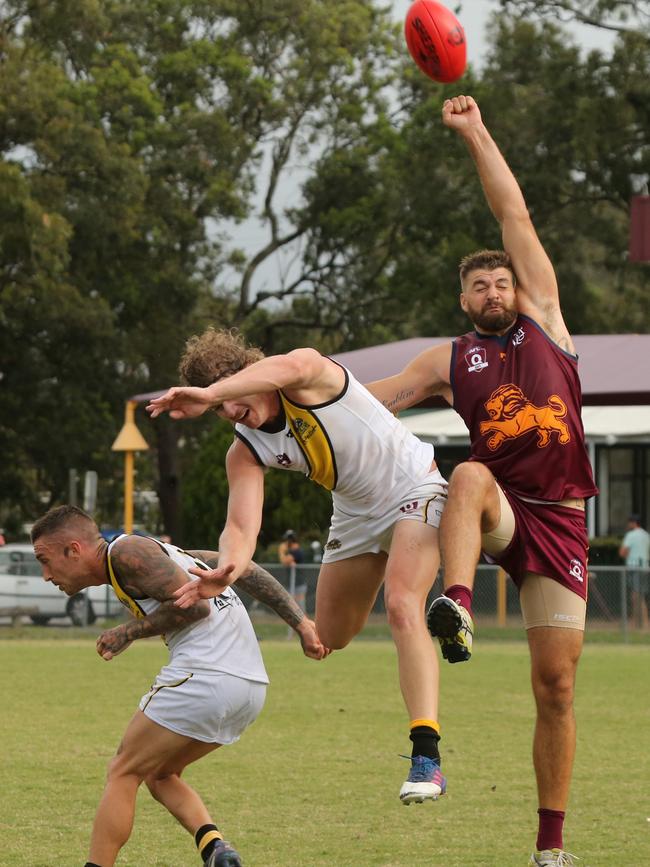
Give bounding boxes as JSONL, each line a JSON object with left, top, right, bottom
{"left": 179, "top": 328, "right": 265, "bottom": 387}
{"left": 31, "top": 505, "right": 99, "bottom": 543}
{"left": 459, "top": 249, "right": 516, "bottom": 285}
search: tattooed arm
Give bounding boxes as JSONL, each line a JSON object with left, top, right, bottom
{"left": 187, "top": 550, "right": 329, "bottom": 660}
{"left": 364, "top": 342, "right": 454, "bottom": 412}
{"left": 96, "top": 536, "right": 210, "bottom": 661}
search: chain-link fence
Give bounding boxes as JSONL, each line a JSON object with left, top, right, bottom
{"left": 251, "top": 563, "right": 650, "bottom": 641}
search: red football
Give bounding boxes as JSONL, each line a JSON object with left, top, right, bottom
{"left": 404, "top": 0, "right": 467, "bottom": 84}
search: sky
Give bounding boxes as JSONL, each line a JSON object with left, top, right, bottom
{"left": 222, "top": 0, "right": 618, "bottom": 300}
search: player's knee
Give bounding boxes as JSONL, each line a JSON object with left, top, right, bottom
{"left": 448, "top": 461, "right": 494, "bottom": 496}
{"left": 384, "top": 589, "right": 423, "bottom": 632}
{"left": 321, "top": 632, "right": 352, "bottom": 651}
{"left": 146, "top": 772, "right": 175, "bottom": 801}
{"left": 533, "top": 667, "right": 575, "bottom": 714}
{"left": 316, "top": 620, "right": 354, "bottom": 650}
{"left": 106, "top": 751, "right": 146, "bottom": 786}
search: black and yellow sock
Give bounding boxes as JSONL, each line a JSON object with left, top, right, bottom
{"left": 409, "top": 718, "right": 441, "bottom": 763}
{"left": 195, "top": 823, "right": 223, "bottom": 863}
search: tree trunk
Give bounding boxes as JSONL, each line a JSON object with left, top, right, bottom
{"left": 155, "top": 420, "right": 182, "bottom": 544}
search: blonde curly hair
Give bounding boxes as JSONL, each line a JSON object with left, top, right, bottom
{"left": 179, "top": 327, "right": 265, "bottom": 387}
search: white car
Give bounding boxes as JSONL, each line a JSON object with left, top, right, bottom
{"left": 0, "top": 543, "right": 122, "bottom": 625}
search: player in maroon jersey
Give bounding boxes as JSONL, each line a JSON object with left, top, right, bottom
{"left": 368, "top": 95, "right": 596, "bottom": 867}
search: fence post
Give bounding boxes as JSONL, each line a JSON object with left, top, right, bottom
{"left": 287, "top": 564, "right": 296, "bottom": 640}
{"left": 620, "top": 569, "right": 629, "bottom": 643}
{"left": 497, "top": 568, "right": 507, "bottom": 627}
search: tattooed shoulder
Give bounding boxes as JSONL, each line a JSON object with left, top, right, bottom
{"left": 111, "top": 535, "right": 182, "bottom": 602}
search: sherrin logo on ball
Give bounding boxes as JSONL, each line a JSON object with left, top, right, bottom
{"left": 405, "top": 0, "right": 467, "bottom": 83}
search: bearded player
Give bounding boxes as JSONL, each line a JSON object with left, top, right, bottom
{"left": 368, "top": 95, "right": 597, "bottom": 867}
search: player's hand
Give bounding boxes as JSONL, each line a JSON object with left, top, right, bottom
{"left": 146, "top": 386, "right": 214, "bottom": 420}
{"left": 96, "top": 626, "right": 133, "bottom": 661}
{"left": 295, "top": 617, "right": 331, "bottom": 660}
{"left": 173, "top": 563, "right": 236, "bottom": 608}
{"left": 442, "top": 95, "right": 482, "bottom": 133}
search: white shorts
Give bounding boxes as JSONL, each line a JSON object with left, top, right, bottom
{"left": 139, "top": 665, "right": 267, "bottom": 744}
{"left": 322, "top": 468, "right": 447, "bottom": 563}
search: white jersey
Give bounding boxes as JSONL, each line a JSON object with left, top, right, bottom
{"left": 107, "top": 535, "right": 269, "bottom": 684}
{"left": 235, "top": 364, "right": 435, "bottom": 518}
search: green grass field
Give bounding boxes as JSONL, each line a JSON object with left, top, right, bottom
{"left": 1, "top": 635, "right": 648, "bottom": 867}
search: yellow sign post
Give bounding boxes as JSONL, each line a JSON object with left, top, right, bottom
{"left": 111, "top": 400, "right": 149, "bottom": 533}
{"left": 496, "top": 567, "right": 507, "bottom": 627}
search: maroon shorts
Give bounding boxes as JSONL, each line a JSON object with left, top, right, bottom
{"left": 489, "top": 490, "right": 589, "bottom": 600}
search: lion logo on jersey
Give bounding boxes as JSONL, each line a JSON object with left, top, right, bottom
{"left": 479, "top": 384, "right": 571, "bottom": 451}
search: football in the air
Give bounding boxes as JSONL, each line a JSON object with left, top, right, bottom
{"left": 404, "top": 0, "right": 467, "bottom": 84}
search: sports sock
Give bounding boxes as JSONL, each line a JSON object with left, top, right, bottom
{"left": 444, "top": 584, "right": 474, "bottom": 619}
{"left": 84, "top": 863, "right": 102, "bottom": 866}
{"left": 195, "top": 823, "right": 223, "bottom": 862}
{"left": 409, "top": 718, "right": 441, "bottom": 763}
{"left": 536, "top": 807, "right": 565, "bottom": 851}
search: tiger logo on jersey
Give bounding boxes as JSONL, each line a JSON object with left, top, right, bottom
{"left": 479, "top": 384, "right": 571, "bottom": 451}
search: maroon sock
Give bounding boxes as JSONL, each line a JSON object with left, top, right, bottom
{"left": 536, "top": 808, "right": 565, "bottom": 851}
{"left": 444, "top": 584, "right": 474, "bottom": 619}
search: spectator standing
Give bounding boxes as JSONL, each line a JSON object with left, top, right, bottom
{"left": 277, "top": 530, "right": 305, "bottom": 566}
{"left": 278, "top": 530, "right": 307, "bottom": 614}
{"left": 619, "top": 514, "right": 650, "bottom": 631}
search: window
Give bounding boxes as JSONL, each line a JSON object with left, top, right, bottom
{"left": 598, "top": 445, "right": 650, "bottom": 535}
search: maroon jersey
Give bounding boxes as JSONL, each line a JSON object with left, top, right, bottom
{"left": 451, "top": 314, "right": 598, "bottom": 502}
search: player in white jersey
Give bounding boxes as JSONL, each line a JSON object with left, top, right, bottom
{"left": 147, "top": 327, "right": 449, "bottom": 804}
{"left": 31, "top": 505, "right": 326, "bottom": 867}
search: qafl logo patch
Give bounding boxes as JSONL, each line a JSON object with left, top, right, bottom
{"left": 465, "top": 347, "right": 488, "bottom": 373}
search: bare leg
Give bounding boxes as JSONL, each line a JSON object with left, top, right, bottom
{"left": 88, "top": 711, "right": 216, "bottom": 866}
{"left": 146, "top": 740, "right": 220, "bottom": 834}
{"left": 439, "top": 461, "right": 502, "bottom": 590}
{"left": 314, "top": 553, "right": 386, "bottom": 648}
{"left": 527, "top": 625, "right": 583, "bottom": 811}
{"left": 88, "top": 770, "right": 140, "bottom": 867}
{"left": 631, "top": 589, "right": 650, "bottom": 630}
{"left": 383, "top": 522, "right": 440, "bottom": 720}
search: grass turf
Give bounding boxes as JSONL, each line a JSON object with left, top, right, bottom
{"left": 0, "top": 637, "right": 648, "bottom": 866}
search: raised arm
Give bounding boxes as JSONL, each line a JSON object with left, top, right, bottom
{"left": 365, "top": 343, "right": 453, "bottom": 412}
{"left": 444, "top": 95, "right": 572, "bottom": 351}
{"left": 147, "top": 348, "right": 338, "bottom": 420}
{"left": 96, "top": 535, "right": 210, "bottom": 660}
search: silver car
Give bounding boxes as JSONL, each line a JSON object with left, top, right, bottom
{"left": 0, "top": 543, "right": 122, "bottom": 625}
